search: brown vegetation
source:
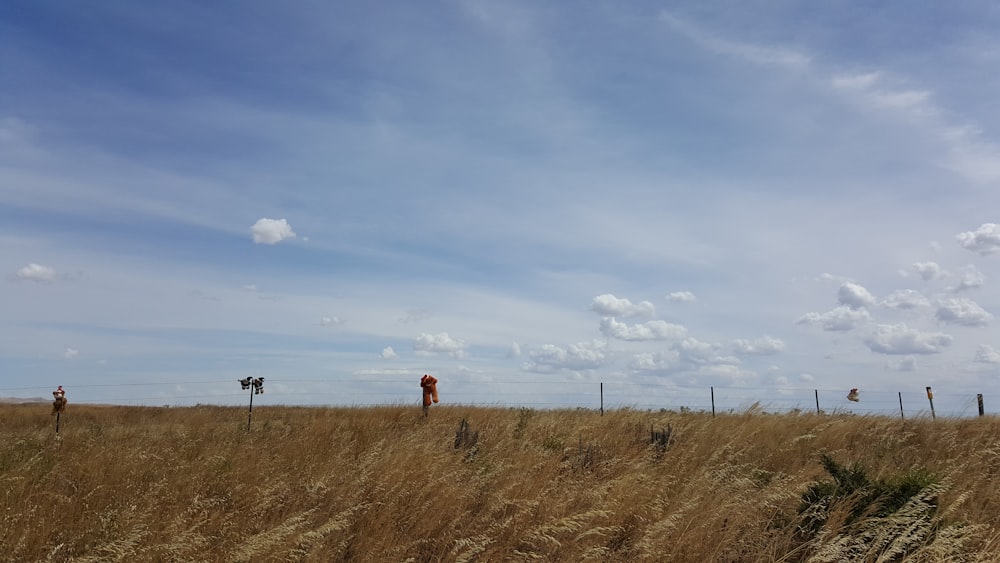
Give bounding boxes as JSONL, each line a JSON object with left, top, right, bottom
{"left": 2, "top": 403, "right": 999, "bottom": 561}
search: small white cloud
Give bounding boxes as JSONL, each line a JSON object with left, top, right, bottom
{"left": 667, "top": 291, "right": 697, "bottom": 303}
{"left": 251, "top": 218, "right": 297, "bottom": 245}
{"left": 935, "top": 298, "right": 992, "bottom": 327}
{"left": 414, "top": 332, "right": 467, "bottom": 358}
{"left": 16, "top": 263, "right": 55, "bottom": 283}
{"left": 798, "top": 373, "right": 815, "bottom": 382}
{"left": 319, "top": 316, "right": 345, "bottom": 327}
{"left": 950, "top": 265, "right": 985, "bottom": 293}
{"left": 838, "top": 282, "right": 876, "bottom": 310}
{"left": 590, "top": 294, "right": 655, "bottom": 317}
{"left": 956, "top": 223, "right": 1000, "bottom": 255}
{"left": 381, "top": 346, "right": 398, "bottom": 360}
{"left": 507, "top": 341, "right": 522, "bottom": 358}
{"left": 599, "top": 317, "right": 687, "bottom": 341}
{"left": 883, "top": 289, "right": 930, "bottom": 310}
{"left": 908, "top": 261, "right": 946, "bottom": 281}
{"left": 816, "top": 273, "right": 848, "bottom": 283}
{"left": 797, "top": 305, "right": 871, "bottom": 332}
{"left": 732, "top": 336, "right": 785, "bottom": 355}
{"left": 885, "top": 356, "right": 917, "bottom": 372}
{"left": 242, "top": 284, "right": 257, "bottom": 291}
{"left": 524, "top": 340, "right": 609, "bottom": 372}
{"left": 398, "top": 309, "right": 432, "bottom": 324}
{"left": 628, "top": 350, "right": 680, "bottom": 371}
{"left": 975, "top": 344, "right": 1000, "bottom": 364}
{"left": 64, "top": 347, "right": 79, "bottom": 359}
{"left": 863, "top": 323, "right": 952, "bottom": 355}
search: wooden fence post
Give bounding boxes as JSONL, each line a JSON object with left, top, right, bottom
{"left": 710, "top": 386, "right": 715, "bottom": 418}
{"left": 600, "top": 382, "right": 603, "bottom": 416}
{"left": 926, "top": 386, "right": 935, "bottom": 420}
{"left": 898, "top": 392, "right": 904, "bottom": 421}
{"left": 978, "top": 393, "right": 984, "bottom": 417}
{"left": 815, "top": 389, "right": 820, "bottom": 414}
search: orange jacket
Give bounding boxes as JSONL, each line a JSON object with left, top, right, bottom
{"left": 420, "top": 374, "right": 439, "bottom": 406}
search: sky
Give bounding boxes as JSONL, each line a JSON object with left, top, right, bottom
{"left": 3, "top": 1, "right": 1000, "bottom": 415}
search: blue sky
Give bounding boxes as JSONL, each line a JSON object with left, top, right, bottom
{"left": 3, "top": 1, "right": 1000, "bottom": 414}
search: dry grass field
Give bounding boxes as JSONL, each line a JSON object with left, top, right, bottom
{"left": 2, "top": 403, "right": 1000, "bottom": 562}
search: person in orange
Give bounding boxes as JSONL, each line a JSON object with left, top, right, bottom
{"left": 420, "top": 374, "right": 438, "bottom": 417}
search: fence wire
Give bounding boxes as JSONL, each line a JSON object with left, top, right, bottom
{"left": 0, "top": 378, "right": 992, "bottom": 418}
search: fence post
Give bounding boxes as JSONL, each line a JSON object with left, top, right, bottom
{"left": 710, "top": 386, "right": 715, "bottom": 418}
{"left": 926, "top": 386, "right": 935, "bottom": 420}
{"left": 978, "top": 393, "right": 984, "bottom": 417}
{"left": 600, "top": 382, "right": 604, "bottom": 416}
{"left": 898, "top": 392, "right": 904, "bottom": 421}
{"left": 814, "top": 389, "right": 820, "bottom": 414}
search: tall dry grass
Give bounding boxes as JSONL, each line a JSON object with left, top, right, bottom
{"left": 2, "top": 403, "right": 999, "bottom": 562}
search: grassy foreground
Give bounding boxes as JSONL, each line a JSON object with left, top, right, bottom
{"left": 2, "top": 404, "right": 999, "bottom": 562}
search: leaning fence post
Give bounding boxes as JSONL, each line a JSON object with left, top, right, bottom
{"left": 926, "top": 386, "right": 935, "bottom": 420}
{"left": 710, "top": 386, "right": 716, "bottom": 418}
{"left": 978, "top": 393, "right": 984, "bottom": 417}
{"left": 898, "top": 392, "right": 904, "bottom": 421}
{"left": 815, "top": 389, "right": 820, "bottom": 414}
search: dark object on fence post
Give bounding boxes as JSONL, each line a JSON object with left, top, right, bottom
{"left": 421, "top": 374, "right": 439, "bottom": 417}
{"left": 710, "top": 386, "right": 716, "bottom": 418}
{"left": 51, "top": 385, "right": 67, "bottom": 434}
{"left": 239, "top": 377, "right": 264, "bottom": 431}
{"left": 600, "top": 382, "right": 604, "bottom": 416}
{"left": 978, "top": 393, "right": 985, "bottom": 417}
{"left": 899, "top": 392, "right": 904, "bottom": 421}
{"left": 815, "top": 389, "right": 820, "bottom": 414}
{"left": 926, "top": 386, "right": 935, "bottom": 420}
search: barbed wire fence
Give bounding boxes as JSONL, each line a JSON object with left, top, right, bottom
{"left": 0, "top": 378, "right": 993, "bottom": 419}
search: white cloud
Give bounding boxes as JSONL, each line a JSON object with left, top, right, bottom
{"left": 659, "top": 11, "right": 810, "bottom": 69}
{"left": 398, "top": 309, "right": 432, "bottom": 324}
{"left": 908, "top": 261, "right": 945, "bottom": 281}
{"left": 956, "top": 223, "right": 1000, "bottom": 255}
{"left": 599, "top": 317, "right": 687, "bottom": 341}
{"left": 380, "top": 346, "right": 398, "bottom": 360}
{"left": 15, "top": 263, "right": 55, "bottom": 282}
{"left": 319, "top": 316, "right": 345, "bottom": 326}
{"left": 798, "top": 373, "right": 815, "bottom": 382}
{"left": 883, "top": 289, "right": 930, "bottom": 310}
{"left": 250, "top": 218, "right": 296, "bottom": 245}
{"left": 507, "top": 341, "right": 522, "bottom": 358}
{"left": 524, "top": 340, "right": 609, "bottom": 373}
{"left": 863, "top": 323, "right": 953, "bottom": 355}
{"left": 732, "top": 336, "right": 785, "bottom": 356}
{"left": 413, "top": 332, "right": 467, "bottom": 358}
{"left": 64, "top": 347, "right": 79, "bottom": 359}
{"left": 628, "top": 350, "right": 680, "bottom": 371}
{"left": 797, "top": 305, "right": 871, "bottom": 332}
{"left": 975, "top": 345, "right": 1000, "bottom": 364}
{"left": 816, "top": 273, "right": 848, "bottom": 283}
{"left": 950, "top": 265, "right": 985, "bottom": 292}
{"left": 885, "top": 356, "right": 917, "bottom": 372}
{"left": 935, "top": 298, "right": 992, "bottom": 327}
{"left": 590, "top": 294, "right": 655, "bottom": 317}
{"left": 667, "top": 291, "right": 697, "bottom": 303}
{"left": 838, "top": 282, "right": 876, "bottom": 309}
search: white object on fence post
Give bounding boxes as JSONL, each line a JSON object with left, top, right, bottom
{"left": 926, "top": 386, "right": 935, "bottom": 420}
